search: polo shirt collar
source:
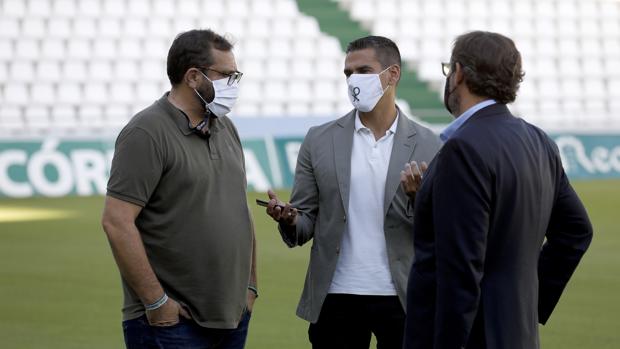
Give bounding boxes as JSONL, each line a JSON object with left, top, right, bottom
{"left": 158, "top": 92, "right": 223, "bottom": 136}
{"left": 354, "top": 110, "right": 399, "bottom": 136}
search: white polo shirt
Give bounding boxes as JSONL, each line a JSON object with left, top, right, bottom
{"left": 328, "top": 112, "right": 398, "bottom": 295}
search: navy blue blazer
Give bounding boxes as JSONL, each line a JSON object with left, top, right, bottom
{"left": 403, "top": 103, "right": 593, "bottom": 349}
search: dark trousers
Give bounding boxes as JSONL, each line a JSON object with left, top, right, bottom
{"left": 122, "top": 311, "right": 251, "bottom": 349}
{"left": 309, "top": 294, "right": 405, "bottom": 349}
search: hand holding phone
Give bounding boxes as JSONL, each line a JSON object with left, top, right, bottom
{"left": 256, "top": 199, "right": 285, "bottom": 209}
{"left": 259, "top": 190, "right": 298, "bottom": 226}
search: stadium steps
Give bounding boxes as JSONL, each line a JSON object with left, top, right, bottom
{"left": 295, "top": 0, "right": 452, "bottom": 124}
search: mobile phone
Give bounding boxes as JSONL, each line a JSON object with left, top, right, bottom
{"left": 255, "top": 199, "right": 286, "bottom": 209}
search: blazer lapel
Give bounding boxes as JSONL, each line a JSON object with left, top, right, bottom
{"left": 333, "top": 111, "right": 356, "bottom": 216}
{"left": 384, "top": 110, "right": 417, "bottom": 216}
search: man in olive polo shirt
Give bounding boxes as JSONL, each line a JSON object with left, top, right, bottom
{"left": 101, "top": 29, "right": 257, "bottom": 349}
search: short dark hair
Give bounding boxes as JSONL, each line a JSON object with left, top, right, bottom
{"left": 166, "top": 29, "right": 233, "bottom": 85}
{"left": 346, "top": 35, "right": 402, "bottom": 69}
{"left": 450, "top": 31, "right": 524, "bottom": 104}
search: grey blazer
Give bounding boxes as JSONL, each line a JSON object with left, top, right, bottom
{"left": 278, "top": 107, "right": 442, "bottom": 323}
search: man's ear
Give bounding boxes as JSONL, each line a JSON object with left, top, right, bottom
{"left": 388, "top": 65, "right": 401, "bottom": 86}
{"left": 184, "top": 68, "right": 202, "bottom": 90}
{"left": 454, "top": 62, "right": 465, "bottom": 85}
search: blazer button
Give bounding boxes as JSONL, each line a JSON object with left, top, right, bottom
{"left": 336, "top": 246, "right": 340, "bottom": 254}
{"left": 343, "top": 215, "right": 347, "bottom": 222}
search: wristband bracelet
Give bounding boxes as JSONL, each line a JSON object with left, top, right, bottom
{"left": 144, "top": 293, "right": 168, "bottom": 311}
{"left": 248, "top": 286, "right": 259, "bottom": 298}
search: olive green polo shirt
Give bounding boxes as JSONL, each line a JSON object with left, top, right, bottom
{"left": 107, "top": 93, "right": 253, "bottom": 329}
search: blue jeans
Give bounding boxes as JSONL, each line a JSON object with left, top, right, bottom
{"left": 122, "top": 311, "right": 251, "bottom": 349}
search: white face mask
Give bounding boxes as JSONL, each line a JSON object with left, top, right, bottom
{"left": 194, "top": 73, "right": 239, "bottom": 117}
{"left": 346, "top": 66, "right": 391, "bottom": 112}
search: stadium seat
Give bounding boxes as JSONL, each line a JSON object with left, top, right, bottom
{"left": 49, "top": 18, "right": 72, "bottom": 38}
{"left": 78, "top": 105, "right": 105, "bottom": 129}
{"left": 268, "top": 40, "right": 293, "bottom": 59}
{"left": 57, "top": 83, "right": 82, "bottom": 104}
{"left": 22, "top": 18, "right": 46, "bottom": 38}
{"left": 238, "top": 80, "right": 263, "bottom": 103}
{"left": 291, "top": 59, "right": 315, "bottom": 79}
{"left": 264, "top": 81, "right": 288, "bottom": 104}
{"left": 311, "top": 102, "right": 337, "bottom": 117}
{"left": 295, "top": 17, "right": 321, "bottom": 38}
{"left": 93, "top": 39, "right": 117, "bottom": 59}
{"left": 274, "top": 0, "right": 299, "bottom": 18}
{"left": 63, "top": 61, "right": 88, "bottom": 82}
{"left": 3, "top": 0, "right": 26, "bottom": 17}
{"left": 4, "top": 83, "right": 29, "bottom": 105}
{"left": 84, "top": 83, "right": 109, "bottom": 104}
{"left": 0, "top": 105, "right": 23, "bottom": 121}
{"left": 67, "top": 40, "right": 91, "bottom": 59}
{"left": 36, "top": 61, "right": 62, "bottom": 82}
{"left": 0, "top": 62, "right": 7, "bottom": 82}
{"left": 15, "top": 40, "right": 40, "bottom": 60}
{"left": 136, "top": 83, "right": 160, "bottom": 104}
{"left": 125, "top": 0, "right": 150, "bottom": 17}
{"left": 266, "top": 58, "right": 290, "bottom": 80}
{"left": 373, "top": 21, "right": 399, "bottom": 40}
{"left": 51, "top": 106, "right": 79, "bottom": 129}
{"left": 287, "top": 101, "right": 311, "bottom": 116}
{"left": 24, "top": 105, "right": 50, "bottom": 120}
{"left": 73, "top": 18, "right": 97, "bottom": 39}
{"left": 40, "top": 39, "right": 65, "bottom": 60}
{"left": 561, "top": 79, "right": 582, "bottom": 99}
{"left": 103, "top": 0, "right": 127, "bottom": 18}
{"left": 10, "top": 62, "right": 35, "bottom": 82}
{"left": 143, "top": 40, "right": 168, "bottom": 59}
{"left": 233, "top": 102, "right": 261, "bottom": 117}
{"left": 602, "top": 18, "right": 620, "bottom": 37}
{"left": 53, "top": 0, "right": 77, "bottom": 17}
{"left": 289, "top": 81, "right": 313, "bottom": 103}
{"left": 292, "top": 39, "right": 318, "bottom": 59}
{"left": 28, "top": 0, "right": 52, "bottom": 17}
{"left": 31, "top": 83, "right": 56, "bottom": 105}
{"left": 313, "top": 80, "right": 340, "bottom": 103}
{"left": 110, "top": 83, "right": 134, "bottom": 104}
{"left": 104, "top": 105, "right": 131, "bottom": 127}
{"left": 114, "top": 61, "right": 139, "bottom": 81}
{"left": 0, "top": 39, "right": 14, "bottom": 61}
{"left": 261, "top": 102, "right": 286, "bottom": 116}
{"left": 89, "top": 61, "right": 113, "bottom": 82}
{"left": 77, "top": 0, "right": 102, "bottom": 17}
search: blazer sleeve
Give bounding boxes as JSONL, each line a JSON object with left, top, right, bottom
{"left": 431, "top": 138, "right": 492, "bottom": 348}
{"left": 538, "top": 161, "right": 593, "bottom": 324}
{"left": 278, "top": 127, "right": 319, "bottom": 247}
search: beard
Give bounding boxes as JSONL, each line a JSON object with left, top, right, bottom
{"left": 448, "top": 89, "right": 461, "bottom": 117}
{"left": 195, "top": 80, "right": 215, "bottom": 113}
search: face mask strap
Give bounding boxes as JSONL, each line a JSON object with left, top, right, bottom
{"left": 380, "top": 66, "right": 391, "bottom": 75}
{"left": 194, "top": 88, "right": 208, "bottom": 105}
{"left": 379, "top": 65, "right": 394, "bottom": 92}
{"left": 199, "top": 70, "right": 213, "bottom": 83}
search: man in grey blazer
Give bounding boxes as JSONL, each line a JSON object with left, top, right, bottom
{"left": 265, "top": 36, "right": 442, "bottom": 349}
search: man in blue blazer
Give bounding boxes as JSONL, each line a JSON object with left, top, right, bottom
{"left": 403, "top": 31, "right": 593, "bottom": 349}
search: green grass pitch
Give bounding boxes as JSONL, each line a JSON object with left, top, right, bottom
{"left": 0, "top": 180, "right": 618, "bottom": 348}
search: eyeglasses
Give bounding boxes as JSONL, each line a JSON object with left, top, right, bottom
{"left": 203, "top": 68, "right": 243, "bottom": 86}
{"left": 441, "top": 62, "right": 452, "bottom": 77}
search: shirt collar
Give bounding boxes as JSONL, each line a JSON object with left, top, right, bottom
{"left": 159, "top": 92, "right": 222, "bottom": 136}
{"left": 354, "top": 110, "right": 399, "bottom": 136}
{"left": 440, "top": 99, "right": 496, "bottom": 142}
